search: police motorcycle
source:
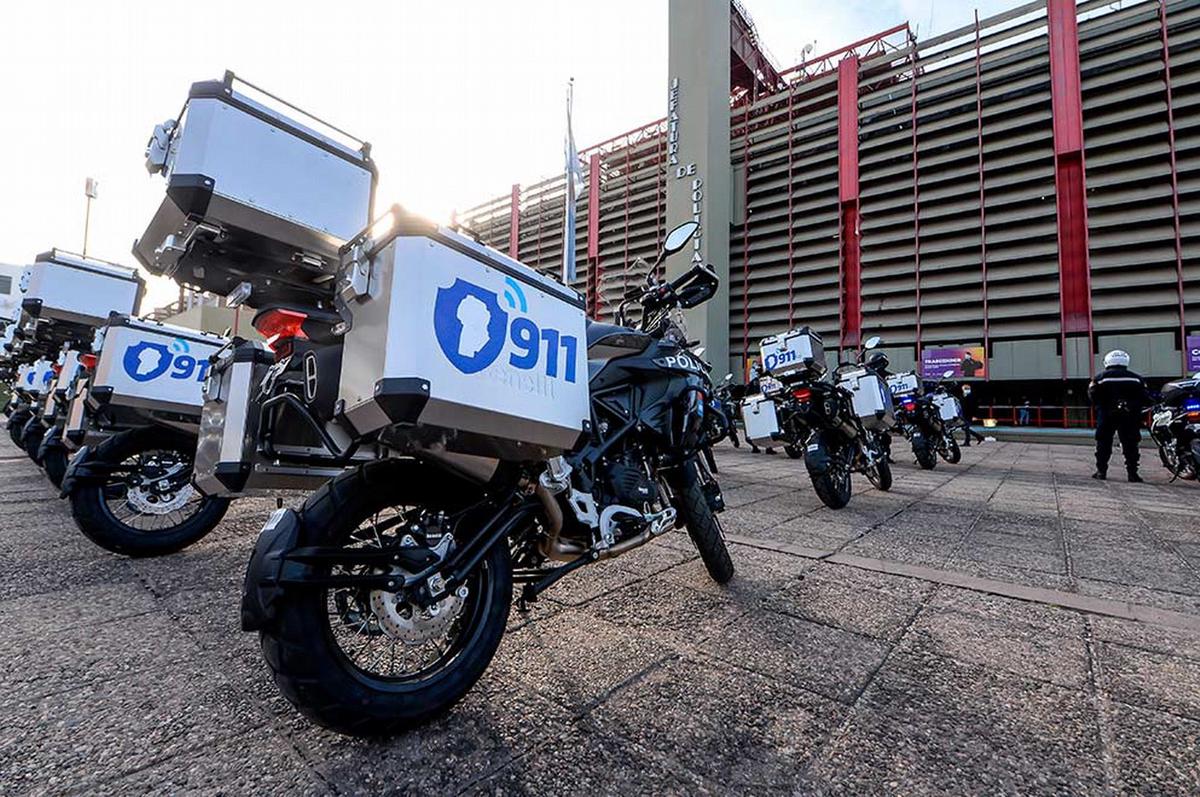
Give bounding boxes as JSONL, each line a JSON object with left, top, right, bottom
{"left": 29, "top": 346, "right": 86, "bottom": 486}
{"left": 887, "top": 369, "right": 961, "bottom": 469}
{"left": 235, "top": 210, "right": 734, "bottom": 736}
{"left": 60, "top": 314, "right": 233, "bottom": 556}
{"left": 743, "top": 332, "right": 895, "bottom": 509}
{"left": 1149, "top": 372, "right": 1200, "bottom": 482}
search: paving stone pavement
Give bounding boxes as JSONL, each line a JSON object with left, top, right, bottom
{"left": 1, "top": 437, "right": 1199, "bottom": 795}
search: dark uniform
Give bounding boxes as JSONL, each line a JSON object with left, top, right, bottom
{"left": 1088, "top": 365, "right": 1147, "bottom": 480}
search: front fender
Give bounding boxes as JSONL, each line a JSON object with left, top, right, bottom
{"left": 241, "top": 507, "right": 307, "bottom": 632}
{"left": 37, "top": 424, "right": 65, "bottom": 462}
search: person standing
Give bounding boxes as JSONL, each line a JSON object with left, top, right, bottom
{"left": 960, "top": 384, "right": 986, "bottom": 446}
{"left": 1018, "top": 398, "right": 1032, "bottom": 426}
{"left": 1088, "top": 350, "right": 1147, "bottom": 482}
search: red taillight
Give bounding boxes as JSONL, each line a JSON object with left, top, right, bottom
{"left": 51, "top": 363, "right": 62, "bottom": 376}
{"left": 1188, "top": 411, "right": 1200, "bottom": 422}
{"left": 79, "top": 354, "right": 98, "bottom": 371}
{"left": 254, "top": 308, "right": 309, "bottom": 350}
{"left": 902, "top": 399, "right": 917, "bottom": 410}
{"left": 792, "top": 388, "right": 812, "bottom": 402}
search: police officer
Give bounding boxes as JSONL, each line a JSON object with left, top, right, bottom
{"left": 1088, "top": 350, "right": 1148, "bottom": 482}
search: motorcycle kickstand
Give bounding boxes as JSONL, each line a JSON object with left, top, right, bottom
{"left": 517, "top": 550, "right": 600, "bottom": 612}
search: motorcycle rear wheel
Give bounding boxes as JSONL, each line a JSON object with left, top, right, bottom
{"left": 259, "top": 460, "right": 513, "bottom": 737}
{"left": 43, "top": 446, "right": 68, "bottom": 488}
{"left": 21, "top": 417, "right": 46, "bottom": 464}
{"left": 7, "top": 410, "right": 31, "bottom": 446}
{"left": 671, "top": 460, "right": 734, "bottom": 583}
{"left": 784, "top": 444, "right": 803, "bottom": 460}
{"left": 70, "top": 427, "right": 228, "bottom": 557}
{"left": 913, "top": 440, "right": 937, "bottom": 470}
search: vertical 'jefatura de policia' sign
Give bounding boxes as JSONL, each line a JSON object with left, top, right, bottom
{"left": 667, "top": 77, "right": 705, "bottom": 269}
{"left": 666, "top": 0, "right": 731, "bottom": 374}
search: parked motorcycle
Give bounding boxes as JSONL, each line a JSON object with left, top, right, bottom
{"left": 888, "top": 369, "right": 961, "bottom": 469}
{"left": 241, "top": 218, "right": 734, "bottom": 736}
{"left": 711, "top": 373, "right": 745, "bottom": 448}
{"left": 1149, "top": 372, "right": 1200, "bottom": 481}
{"left": 743, "top": 331, "right": 895, "bottom": 509}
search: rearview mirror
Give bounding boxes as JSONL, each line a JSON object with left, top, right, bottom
{"left": 943, "top": 369, "right": 954, "bottom": 379}
{"left": 864, "top": 336, "right": 881, "bottom": 350}
{"left": 662, "top": 221, "right": 700, "bottom": 257}
{"left": 1194, "top": 371, "right": 1200, "bottom": 380}
{"left": 723, "top": 373, "right": 733, "bottom": 383}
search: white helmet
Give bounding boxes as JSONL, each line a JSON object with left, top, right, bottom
{"left": 1103, "top": 350, "right": 1130, "bottom": 368}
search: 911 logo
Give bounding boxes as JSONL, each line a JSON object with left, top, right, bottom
{"left": 122, "top": 338, "right": 211, "bottom": 383}
{"left": 763, "top": 348, "right": 798, "bottom": 371}
{"left": 433, "top": 277, "right": 578, "bottom": 383}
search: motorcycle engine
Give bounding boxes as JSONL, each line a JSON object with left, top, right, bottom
{"left": 597, "top": 458, "right": 657, "bottom": 507}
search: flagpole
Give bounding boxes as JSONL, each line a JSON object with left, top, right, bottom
{"left": 563, "top": 78, "right": 577, "bottom": 286}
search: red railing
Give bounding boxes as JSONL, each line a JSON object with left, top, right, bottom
{"left": 981, "top": 404, "right": 1098, "bottom": 429}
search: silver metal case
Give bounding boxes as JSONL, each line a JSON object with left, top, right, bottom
{"left": 741, "top": 394, "right": 781, "bottom": 448}
{"left": 933, "top": 393, "right": 963, "bottom": 423}
{"left": 336, "top": 215, "right": 590, "bottom": 461}
{"left": 134, "top": 72, "right": 375, "bottom": 305}
{"left": 760, "top": 327, "right": 825, "bottom": 379}
{"left": 20, "top": 251, "right": 143, "bottom": 328}
{"left": 194, "top": 341, "right": 348, "bottom": 497}
{"left": 88, "top": 316, "right": 225, "bottom": 416}
{"left": 837, "top": 368, "right": 896, "bottom": 431}
{"left": 887, "top": 372, "right": 921, "bottom": 396}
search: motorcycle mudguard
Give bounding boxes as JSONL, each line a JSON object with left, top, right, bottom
{"left": 241, "top": 507, "right": 306, "bottom": 632}
{"left": 37, "top": 425, "right": 65, "bottom": 463}
{"left": 59, "top": 444, "right": 94, "bottom": 496}
{"left": 803, "top": 429, "right": 837, "bottom": 477}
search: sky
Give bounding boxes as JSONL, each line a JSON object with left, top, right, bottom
{"left": 0, "top": 0, "right": 1011, "bottom": 310}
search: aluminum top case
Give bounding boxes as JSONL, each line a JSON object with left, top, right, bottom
{"left": 88, "top": 314, "right": 226, "bottom": 417}
{"left": 336, "top": 208, "right": 590, "bottom": 461}
{"left": 135, "top": 71, "right": 376, "bottom": 308}
{"left": 887, "top": 372, "right": 921, "bottom": 397}
{"left": 837, "top": 367, "right": 896, "bottom": 431}
{"left": 20, "top": 250, "right": 143, "bottom": 329}
{"left": 760, "top": 327, "right": 825, "bottom": 380}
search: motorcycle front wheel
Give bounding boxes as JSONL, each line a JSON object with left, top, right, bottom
{"left": 784, "top": 443, "right": 803, "bottom": 459}
{"left": 808, "top": 440, "right": 852, "bottom": 510}
{"left": 669, "top": 459, "right": 734, "bottom": 583}
{"left": 258, "top": 461, "right": 513, "bottom": 737}
{"left": 913, "top": 438, "right": 937, "bottom": 470}
{"left": 43, "top": 446, "right": 68, "bottom": 488}
{"left": 867, "top": 456, "right": 893, "bottom": 491}
{"left": 940, "top": 435, "right": 962, "bottom": 464}
{"left": 69, "top": 427, "right": 229, "bottom": 557}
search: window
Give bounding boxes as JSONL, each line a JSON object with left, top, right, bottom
{"left": 0, "top": 276, "right": 11, "bottom": 295}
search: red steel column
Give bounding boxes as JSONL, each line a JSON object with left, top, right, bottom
{"left": 909, "top": 42, "right": 922, "bottom": 360}
{"left": 838, "top": 56, "right": 862, "bottom": 350}
{"left": 508, "top": 184, "right": 520, "bottom": 259}
{"left": 587, "top": 153, "right": 602, "bottom": 316}
{"left": 1047, "top": 0, "right": 1092, "bottom": 376}
{"left": 741, "top": 99, "right": 751, "bottom": 368}
{"left": 786, "top": 83, "right": 796, "bottom": 327}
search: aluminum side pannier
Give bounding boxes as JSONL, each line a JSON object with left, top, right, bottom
{"left": 88, "top": 315, "right": 225, "bottom": 417}
{"left": 335, "top": 208, "right": 590, "bottom": 461}
{"left": 837, "top": 368, "right": 896, "bottom": 431}
{"left": 741, "top": 394, "right": 780, "bottom": 448}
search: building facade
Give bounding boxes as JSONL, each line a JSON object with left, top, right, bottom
{"left": 459, "top": 0, "right": 1200, "bottom": 403}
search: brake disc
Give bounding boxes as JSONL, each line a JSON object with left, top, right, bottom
{"left": 369, "top": 579, "right": 469, "bottom": 646}
{"left": 127, "top": 481, "right": 195, "bottom": 515}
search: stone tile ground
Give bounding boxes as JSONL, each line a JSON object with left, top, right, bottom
{"left": 1, "top": 438, "right": 1198, "bottom": 795}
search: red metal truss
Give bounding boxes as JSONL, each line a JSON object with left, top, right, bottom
{"left": 730, "top": 0, "right": 784, "bottom": 99}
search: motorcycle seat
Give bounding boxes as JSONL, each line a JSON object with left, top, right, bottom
{"left": 586, "top": 321, "right": 652, "bottom": 353}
